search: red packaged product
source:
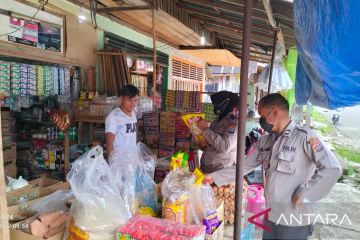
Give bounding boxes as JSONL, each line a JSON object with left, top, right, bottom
{"left": 116, "top": 216, "right": 205, "bottom": 240}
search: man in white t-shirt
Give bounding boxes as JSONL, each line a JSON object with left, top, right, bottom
{"left": 105, "top": 85, "right": 140, "bottom": 156}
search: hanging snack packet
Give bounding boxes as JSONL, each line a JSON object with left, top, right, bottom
{"left": 181, "top": 113, "right": 208, "bottom": 146}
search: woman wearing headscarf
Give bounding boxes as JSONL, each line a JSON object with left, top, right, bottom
{"left": 197, "top": 91, "right": 239, "bottom": 177}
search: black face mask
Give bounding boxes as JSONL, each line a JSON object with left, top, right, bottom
{"left": 259, "top": 109, "right": 274, "bottom": 133}
{"left": 259, "top": 117, "right": 274, "bottom": 133}
{"left": 213, "top": 98, "right": 231, "bottom": 117}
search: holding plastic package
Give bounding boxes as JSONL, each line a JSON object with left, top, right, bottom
{"left": 64, "top": 146, "right": 129, "bottom": 240}
{"left": 182, "top": 113, "right": 208, "bottom": 146}
{"left": 110, "top": 142, "right": 158, "bottom": 218}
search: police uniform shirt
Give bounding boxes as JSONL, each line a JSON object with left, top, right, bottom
{"left": 200, "top": 113, "right": 238, "bottom": 173}
{"left": 210, "top": 121, "right": 342, "bottom": 226}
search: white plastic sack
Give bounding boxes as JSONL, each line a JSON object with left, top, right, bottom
{"left": 64, "top": 146, "right": 128, "bottom": 240}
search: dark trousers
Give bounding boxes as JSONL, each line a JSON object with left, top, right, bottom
{"left": 262, "top": 218, "right": 314, "bottom": 240}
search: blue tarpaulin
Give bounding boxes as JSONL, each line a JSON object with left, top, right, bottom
{"left": 294, "top": 0, "right": 360, "bottom": 109}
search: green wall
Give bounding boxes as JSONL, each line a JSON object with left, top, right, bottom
{"left": 285, "top": 47, "right": 298, "bottom": 109}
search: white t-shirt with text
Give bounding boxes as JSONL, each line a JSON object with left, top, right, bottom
{"left": 105, "top": 107, "right": 137, "bottom": 155}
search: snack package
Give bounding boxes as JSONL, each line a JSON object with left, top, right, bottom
{"left": 181, "top": 113, "right": 208, "bottom": 146}
{"left": 116, "top": 216, "right": 205, "bottom": 240}
{"left": 191, "top": 185, "right": 220, "bottom": 235}
{"left": 110, "top": 143, "right": 158, "bottom": 218}
{"left": 161, "top": 168, "right": 198, "bottom": 225}
{"left": 64, "top": 146, "right": 128, "bottom": 240}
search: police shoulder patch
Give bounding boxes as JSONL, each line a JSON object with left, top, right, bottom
{"left": 228, "top": 123, "right": 236, "bottom": 134}
{"left": 307, "top": 136, "right": 324, "bottom": 152}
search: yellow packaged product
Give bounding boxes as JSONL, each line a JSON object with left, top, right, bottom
{"left": 181, "top": 113, "right": 208, "bottom": 146}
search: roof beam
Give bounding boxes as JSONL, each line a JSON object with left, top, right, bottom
{"left": 176, "top": 4, "right": 273, "bottom": 33}
{"left": 205, "top": 22, "right": 273, "bottom": 42}
{"left": 207, "top": 26, "right": 273, "bottom": 45}
{"left": 96, "top": 6, "right": 151, "bottom": 13}
{"left": 179, "top": 46, "right": 219, "bottom": 50}
{"left": 224, "top": 45, "right": 271, "bottom": 57}
{"left": 195, "top": 16, "right": 273, "bottom": 39}
{"left": 181, "top": 0, "right": 267, "bottom": 21}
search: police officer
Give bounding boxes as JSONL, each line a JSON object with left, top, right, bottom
{"left": 197, "top": 91, "right": 239, "bottom": 174}
{"left": 204, "top": 93, "right": 342, "bottom": 240}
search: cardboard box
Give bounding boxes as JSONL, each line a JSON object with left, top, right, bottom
{"left": 72, "top": 100, "right": 91, "bottom": 110}
{"left": 145, "top": 134, "right": 159, "bottom": 148}
{"left": 158, "top": 149, "right": 174, "bottom": 158}
{"left": 159, "top": 133, "right": 176, "bottom": 147}
{"left": 6, "top": 177, "right": 62, "bottom": 199}
{"left": 154, "top": 157, "right": 171, "bottom": 183}
{"left": 160, "top": 125, "right": 176, "bottom": 133}
{"left": 10, "top": 224, "right": 64, "bottom": 240}
{"left": 216, "top": 200, "right": 224, "bottom": 222}
{"left": 175, "top": 141, "right": 191, "bottom": 152}
{"left": 7, "top": 182, "right": 71, "bottom": 219}
{"left": 160, "top": 112, "right": 177, "bottom": 119}
{"left": 7, "top": 187, "right": 41, "bottom": 206}
{"left": 30, "top": 176, "right": 62, "bottom": 188}
{"left": 4, "top": 164, "right": 17, "bottom": 178}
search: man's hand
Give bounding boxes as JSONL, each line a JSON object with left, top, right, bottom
{"left": 292, "top": 193, "right": 302, "bottom": 209}
{"left": 203, "top": 174, "right": 214, "bottom": 185}
{"left": 197, "top": 119, "right": 210, "bottom": 131}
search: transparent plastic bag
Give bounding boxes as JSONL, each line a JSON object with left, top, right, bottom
{"left": 137, "top": 142, "right": 156, "bottom": 178}
{"left": 191, "top": 184, "right": 220, "bottom": 234}
{"left": 110, "top": 143, "right": 158, "bottom": 218}
{"left": 24, "top": 190, "right": 74, "bottom": 217}
{"left": 64, "top": 146, "right": 128, "bottom": 240}
{"left": 161, "top": 169, "right": 200, "bottom": 225}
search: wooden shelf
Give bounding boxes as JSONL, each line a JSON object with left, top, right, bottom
{"left": 16, "top": 118, "right": 54, "bottom": 125}
{"left": 74, "top": 113, "right": 106, "bottom": 124}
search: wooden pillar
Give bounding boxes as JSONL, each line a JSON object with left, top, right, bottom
{"left": 234, "top": 0, "right": 253, "bottom": 239}
{"left": 0, "top": 111, "right": 10, "bottom": 240}
{"left": 152, "top": 6, "right": 157, "bottom": 92}
{"left": 64, "top": 129, "right": 70, "bottom": 178}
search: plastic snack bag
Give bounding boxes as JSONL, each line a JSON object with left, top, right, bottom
{"left": 64, "top": 146, "right": 128, "bottom": 240}
{"left": 181, "top": 113, "right": 208, "bottom": 146}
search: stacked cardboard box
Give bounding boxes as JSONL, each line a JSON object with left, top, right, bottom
{"left": 143, "top": 112, "right": 159, "bottom": 156}
{"left": 175, "top": 113, "right": 192, "bottom": 153}
{"left": 159, "top": 112, "right": 176, "bottom": 157}
{"left": 2, "top": 110, "right": 16, "bottom": 177}
{"left": 137, "top": 118, "right": 144, "bottom": 143}
{"left": 3, "top": 144, "right": 17, "bottom": 177}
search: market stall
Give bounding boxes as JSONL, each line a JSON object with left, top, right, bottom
{"left": 0, "top": 0, "right": 298, "bottom": 238}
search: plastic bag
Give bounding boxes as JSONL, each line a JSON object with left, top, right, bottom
{"left": 161, "top": 169, "right": 199, "bottom": 225}
{"left": 64, "top": 146, "right": 128, "bottom": 240}
{"left": 24, "top": 190, "right": 74, "bottom": 217}
{"left": 181, "top": 113, "right": 208, "bottom": 146}
{"left": 294, "top": 0, "right": 360, "bottom": 109}
{"left": 137, "top": 142, "right": 157, "bottom": 179}
{"left": 191, "top": 185, "right": 220, "bottom": 234}
{"left": 110, "top": 143, "right": 158, "bottom": 218}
